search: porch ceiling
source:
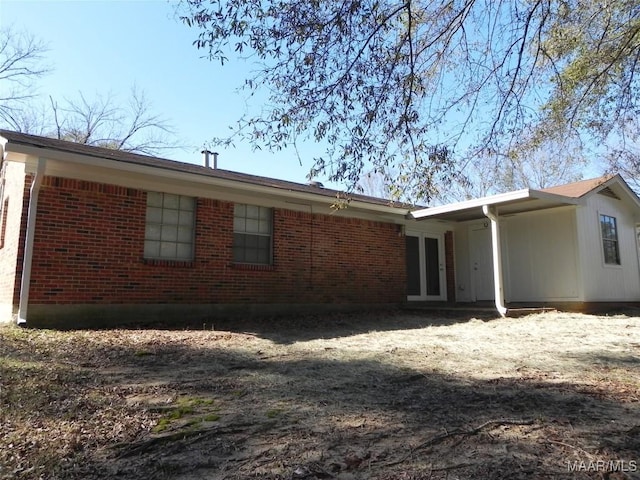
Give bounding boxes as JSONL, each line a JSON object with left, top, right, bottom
{"left": 411, "top": 189, "right": 579, "bottom": 222}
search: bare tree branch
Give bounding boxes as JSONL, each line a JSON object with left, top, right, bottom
{"left": 0, "top": 27, "right": 50, "bottom": 130}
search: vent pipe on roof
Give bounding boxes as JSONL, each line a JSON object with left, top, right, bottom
{"left": 201, "top": 150, "right": 211, "bottom": 168}
{"left": 201, "top": 150, "right": 219, "bottom": 169}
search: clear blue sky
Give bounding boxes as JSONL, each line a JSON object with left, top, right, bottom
{"left": 0, "top": 0, "right": 326, "bottom": 185}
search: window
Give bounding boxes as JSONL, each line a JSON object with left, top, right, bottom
{"left": 600, "top": 214, "right": 620, "bottom": 265}
{"left": 233, "top": 204, "right": 272, "bottom": 264}
{"left": 144, "top": 192, "right": 195, "bottom": 261}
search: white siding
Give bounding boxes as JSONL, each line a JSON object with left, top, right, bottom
{"left": 502, "top": 208, "right": 580, "bottom": 302}
{"left": 576, "top": 193, "right": 640, "bottom": 301}
{"left": 453, "top": 222, "right": 473, "bottom": 301}
{"left": 453, "top": 220, "right": 496, "bottom": 302}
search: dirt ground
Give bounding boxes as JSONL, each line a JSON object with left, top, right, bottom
{"left": 1, "top": 309, "right": 639, "bottom": 479}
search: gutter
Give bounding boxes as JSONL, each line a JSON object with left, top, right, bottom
{"left": 17, "top": 157, "right": 46, "bottom": 326}
{"left": 482, "top": 205, "right": 507, "bottom": 317}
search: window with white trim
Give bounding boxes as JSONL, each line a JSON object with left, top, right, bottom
{"left": 144, "top": 192, "right": 195, "bottom": 261}
{"left": 233, "top": 204, "right": 272, "bottom": 264}
{"left": 600, "top": 214, "right": 620, "bottom": 265}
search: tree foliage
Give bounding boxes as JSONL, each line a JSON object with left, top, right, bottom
{"left": 603, "top": 117, "right": 640, "bottom": 194}
{"left": 180, "top": 0, "right": 640, "bottom": 201}
{"left": 438, "top": 136, "right": 587, "bottom": 202}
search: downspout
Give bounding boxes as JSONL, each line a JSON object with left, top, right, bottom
{"left": 482, "top": 205, "right": 507, "bottom": 317}
{"left": 17, "top": 158, "right": 46, "bottom": 326}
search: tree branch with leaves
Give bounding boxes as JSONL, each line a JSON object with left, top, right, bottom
{"left": 180, "top": 0, "right": 640, "bottom": 202}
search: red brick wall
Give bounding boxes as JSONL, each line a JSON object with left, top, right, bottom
{"left": 28, "top": 177, "right": 406, "bottom": 305}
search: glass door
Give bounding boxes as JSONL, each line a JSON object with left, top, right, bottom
{"left": 406, "top": 232, "right": 446, "bottom": 301}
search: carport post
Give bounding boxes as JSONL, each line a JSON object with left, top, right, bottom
{"left": 482, "top": 205, "right": 507, "bottom": 317}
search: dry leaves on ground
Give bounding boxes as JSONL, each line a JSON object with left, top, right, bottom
{"left": 1, "top": 309, "right": 639, "bottom": 479}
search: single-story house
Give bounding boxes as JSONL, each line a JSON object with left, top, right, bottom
{"left": 0, "top": 130, "right": 638, "bottom": 327}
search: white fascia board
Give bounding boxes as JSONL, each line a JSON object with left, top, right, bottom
{"left": 411, "top": 189, "right": 533, "bottom": 219}
{"left": 526, "top": 189, "right": 581, "bottom": 206}
{"left": 4, "top": 142, "right": 409, "bottom": 217}
{"left": 411, "top": 188, "right": 580, "bottom": 220}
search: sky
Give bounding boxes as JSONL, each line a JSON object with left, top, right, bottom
{"left": 1, "top": 0, "right": 608, "bottom": 196}
{"left": 0, "top": 0, "right": 326, "bottom": 186}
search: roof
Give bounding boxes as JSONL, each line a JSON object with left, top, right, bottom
{"left": 540, "top": 175, "right": 613, "bottom": 198}
{"left": 0, "top": 129, "right": 409, "bottom": 210}
{"left": 411, "top": 174, "right": 640, "bottom": 222}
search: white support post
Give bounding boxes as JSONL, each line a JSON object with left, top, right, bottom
{"left": 17, "top": 157, "right": 46, "bottom": 325}
{"left": 482, "top": 204, "right": 507, "bottom": 317}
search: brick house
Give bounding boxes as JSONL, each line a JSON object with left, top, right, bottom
{"left": 2, "top": 130, "right": 638, "bottom": 327}
{"left": 0, "top": 130, "right": 456, "bottom": 327}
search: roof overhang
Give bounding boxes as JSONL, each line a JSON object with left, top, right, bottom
{"left": 1, "top": 137, "right": 410, "bottom": 217}
{"left": 411, "top": 189, "right": 580, "bottom": 222}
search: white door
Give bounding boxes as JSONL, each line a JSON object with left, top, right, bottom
{"left": 406, "top": 232, "right": 446, "bottom": 301}
{"left": 470, "top": 225, "right": 494, "bottom": 301}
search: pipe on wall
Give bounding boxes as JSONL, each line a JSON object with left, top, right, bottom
{"left": 482, "top": 204, "right": 507, "bottom": 317}
{"left": 17, "top": 157, "right": 46, "bottom": 326}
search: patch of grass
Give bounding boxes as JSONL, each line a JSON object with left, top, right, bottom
{"left": 167, "top": 405, "right": 194, "bottom": 419}
{"left": 266, "top": 408, "right": 282, "bottom": 418}
{"left": 152, "top": 396, "right": 217, "bottom": 432}
{"left": 202, "top": 413, "right": 221, "bottom": 422}
{"left": 153, "top": 418, "right": 172, "bottom": 433}
{"left": 181, "top": 396, "right": 214, "bottom": 407}
{"left": 134, "top": 350, "right": 154, "bottom": 357}
{"left": 184, "top": 418, "right": 203, "bottom": 428}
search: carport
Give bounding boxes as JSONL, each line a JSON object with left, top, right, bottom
{"left": 411, "top": 189, "right": 580, "bottom": 316}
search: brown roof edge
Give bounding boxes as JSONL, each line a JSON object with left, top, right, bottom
{"left": 0, "top": 129, "right": 412, "bottom": 210}
{"left": 539, "top": 174, "right": 615, "bottom": 198}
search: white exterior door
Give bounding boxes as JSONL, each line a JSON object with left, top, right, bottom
{"left": 470, "top": 225, "right": 494, "bottom": 301}
{"left": 406, "top": 232, "right": 446, "bottom": 301}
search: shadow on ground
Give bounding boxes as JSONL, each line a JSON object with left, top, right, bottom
{"left": 2, "top": 324, "right": 638, "bottom": 480}
{"left": 200, "top": 309, "right": 499, "bottom": 344}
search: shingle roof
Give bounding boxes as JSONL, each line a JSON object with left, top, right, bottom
{"left": 0, "top": 130, "right": 408, "bottom": 209}
{"left": 540, "top": 175, "right": 614, "bottom": 198}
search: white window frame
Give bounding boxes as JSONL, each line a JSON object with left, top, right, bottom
{"left": 233, "top": 204, "right": 273, "bottom": 265}
{"left": 405, "top": 230, "right": 447, "bottom": 301}
{"left": 144, "top": 192, "right": 195, "bottom": 261}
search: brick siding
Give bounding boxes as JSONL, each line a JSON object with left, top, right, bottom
{"left": 27, "top": 177, "right": 406, "bottom": 306}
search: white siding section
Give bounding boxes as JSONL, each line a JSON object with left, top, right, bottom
{"left": 453, "top": 222, "right": 473, "bottom": 302}
{"left": 453, "top": 220, "right": 495, "bottom": 302}
{"left": 502, "top": 208, "right": 580, "bottom": 302}
{"left": 577, "top": 193, "right": 640, "bottom": 301}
